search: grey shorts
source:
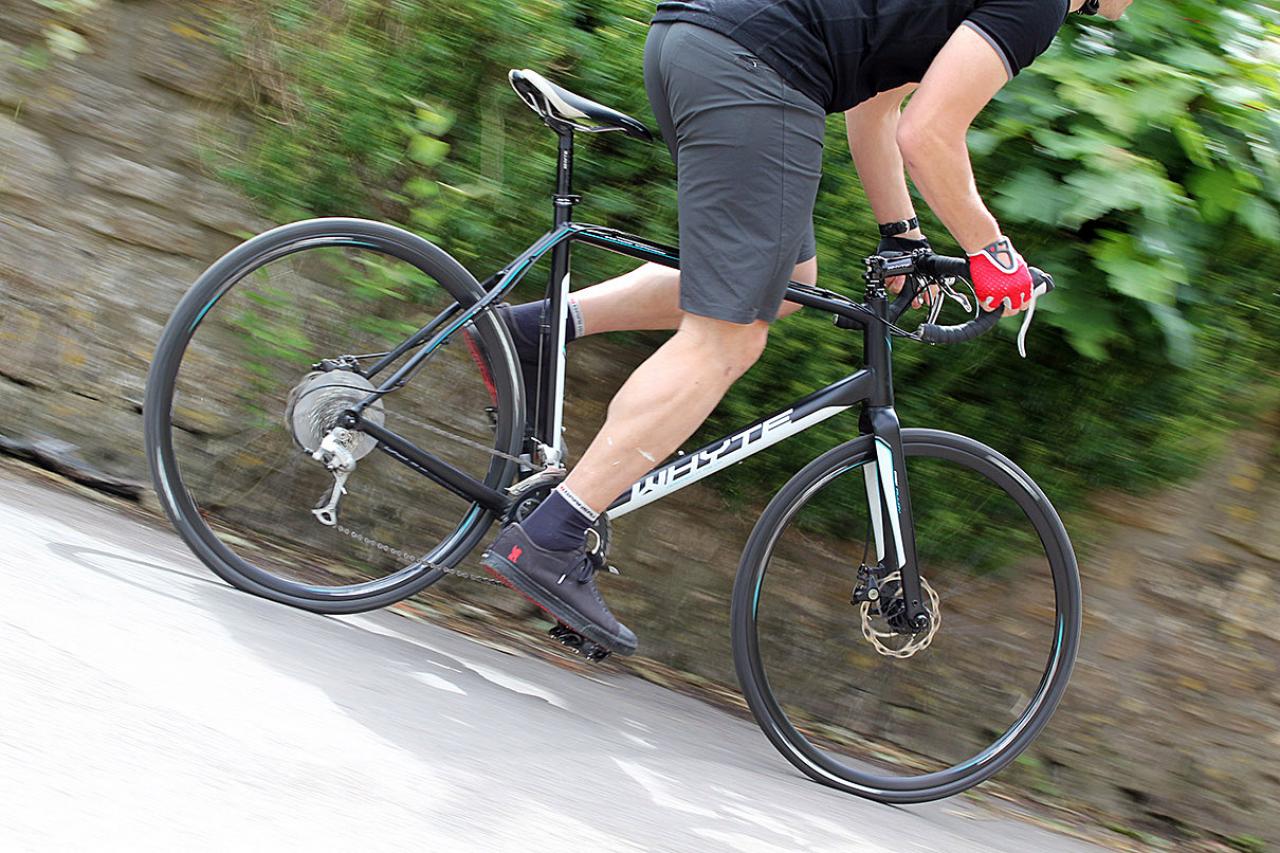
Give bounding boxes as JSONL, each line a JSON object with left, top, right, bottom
{"left": 644, "top": 22, "right": 825, "bottom": 325}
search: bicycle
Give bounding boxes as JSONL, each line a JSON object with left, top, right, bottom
{"left": 144, "top": 69, "right": 1081, "bottom": 803}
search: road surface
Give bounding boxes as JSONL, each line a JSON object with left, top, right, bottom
{"left": 0, "top": 467, "right": 1109, "bottom": 851}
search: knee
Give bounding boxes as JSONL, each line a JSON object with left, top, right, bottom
{"left": 778, "top": 256, "right": 816, "bottom": 319}
{"left": 678, "top": 315, "right": 769, "bottom": 378}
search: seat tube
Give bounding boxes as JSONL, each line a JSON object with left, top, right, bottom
{"left": 537, "top": 131, "right": 578, "bottom": 458}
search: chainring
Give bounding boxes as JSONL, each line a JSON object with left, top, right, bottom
{"left": 505, "top": 485, "right": 612, "bottom": 572}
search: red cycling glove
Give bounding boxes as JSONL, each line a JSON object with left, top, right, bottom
{"left": 968, "top": 236, "right": 1033, "bottom": 313}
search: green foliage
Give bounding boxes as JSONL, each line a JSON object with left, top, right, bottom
{"left": 975, "top": 2, "right": 1280, "bottom": 362}
{"left": 23, "top": 0, "right": 100, "bottom": 66}
{"left": 214, "top": 0, "right": 1280, "bottom": 518}
{"left": 1226, "top": 835, "right": 1268, "bottom": 853}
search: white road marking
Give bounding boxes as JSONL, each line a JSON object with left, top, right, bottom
{"left": 344, "top": 615, "right": 573, "bottom": 711}
{"left": 614, "top": 759, "right": 718, "bottom": 818}
{"left": 456, "top": 658, "right": 572, "bottom": 712}
{"left": 621, "top": 732, "right": 656, "bottom": 750}
{"left": 428, "top": 660, "right": 463, "bottom": 673}
{"left": 413, "top": 672, "right": 466, "bottom": 695}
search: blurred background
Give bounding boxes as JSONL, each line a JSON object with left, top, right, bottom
{"left": 0, "top": 0, "right": 1277, "bottom": 847}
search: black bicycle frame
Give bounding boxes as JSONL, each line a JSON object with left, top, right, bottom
{"left": 338, "top": 128, "right": 932, "bottom": 628}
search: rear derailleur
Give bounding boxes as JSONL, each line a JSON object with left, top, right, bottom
{"left": 310, "top": 427, "right": 360, "bottom": 526}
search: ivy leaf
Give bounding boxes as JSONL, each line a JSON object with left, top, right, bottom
{"left": 1145, "top": 303, "right": 1198, "bottom": 368}
{"left": 1172, "top": 115, "right": 1213, "bottom": 168}
{"left": 1091, "top": 230, "right": 1185, "bottom": 305}
{"left": 1187, "top": 167, "right": 1244, "bottom": 222}
{"left": 1159, "top": 44, "right": 1231, "bottom": 75}
{"left": 1030, "top": 127, "right": 1119, "bottom": 162}
{"left": 1061, "top": 161, "right": 1180, "bottom": 228}
{"left": 994, "top": 168, "right": 1065, "bottom": 226}
{"left": 415, "top": 106, "right": 455, "bottom": 137}
{"left": 1036, "top": 286, "right": 1122, "bottom": 361}
{"left": 408, "top": 135, "right": 450, "bottom": 167}
{"left": 404, "top": 177, "right": 440, "bottom": 200}
{"left": 1238, "top": 196, "right": 1280, "bottom": 242}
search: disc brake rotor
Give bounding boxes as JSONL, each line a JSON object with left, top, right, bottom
{"left": 860, "top": 571, "right": 942, "bottom": 659}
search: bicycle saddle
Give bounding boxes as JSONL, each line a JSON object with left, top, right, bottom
{"left": 509, "top": 69, "right": 653, "bottom": 141}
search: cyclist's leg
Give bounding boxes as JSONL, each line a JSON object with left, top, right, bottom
{"left": 562, "top": 23, "right": 825, "bottom": 508}
{"left": 561, "top": 313, "right": 769, "bottom": 506}
{"left": 571, "top": 256, "right": 815, "bottom": 336}
{"left": 481, "top": 21, "right": 823, "bottom": 655}
{"left": 554, "top": 19, "right": 814, "bottom": 340}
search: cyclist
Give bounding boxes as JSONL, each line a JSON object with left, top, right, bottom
{"left": 481, "top": 0, "right": 1132, "bottom": 656}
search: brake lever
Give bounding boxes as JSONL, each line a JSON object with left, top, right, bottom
{"left": 926, "top": 290, "right": 943, "bottom": 326}
{"left": 922, "top": 275, "right": 972, "bottom": 327}
{"left": 938, "top": 277, "right": 973, "bottom": 315}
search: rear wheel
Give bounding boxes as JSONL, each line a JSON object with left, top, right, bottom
{"left": 731, "top": 429, "right": 1081, "bottom": 802}
{"left": 144, "top": 218, "right": 523, "bottom": 613}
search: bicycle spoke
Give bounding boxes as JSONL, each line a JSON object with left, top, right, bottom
{"left": 740, "top": 432, "right": 1077, "bottom": 796}
{"left": 153, "top": 224, "right": 522, "bottom": 604}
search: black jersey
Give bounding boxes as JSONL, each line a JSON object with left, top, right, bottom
{"left": 652, "top": 0, "right": 1070, "bottom": 113}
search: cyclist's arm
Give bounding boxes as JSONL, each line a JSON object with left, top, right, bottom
{"left": 896, "top": 25, "right": 1009, "bottom": 253}
{"left": 845, "top": 84, "right": 923, "bottom": 238}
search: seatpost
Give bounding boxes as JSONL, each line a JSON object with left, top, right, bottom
{"left": 534, "top": 130, "right": 579, "bottom": 460}
{"left": 552, "top": 130, "right": 580, "bottom": 226}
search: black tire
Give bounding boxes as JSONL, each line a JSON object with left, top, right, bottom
{"left": 144, "top": 218, "right": 523, "bottom": 613}
{"left": 731, "top": 429, "right": 1081, "bottom": 803}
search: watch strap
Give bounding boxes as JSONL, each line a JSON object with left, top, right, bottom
{"left": 878, "top": 216, "right": 920, "bottom": 238}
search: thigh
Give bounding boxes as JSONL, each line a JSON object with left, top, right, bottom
{"left": 658, "top": 25, "right": 825, "bottom": 324}
{"left": 643, "top": 23, "right": 680, "bottom": 165}
{"left": 797, "top": 223, "right": 817, "bottom": 265}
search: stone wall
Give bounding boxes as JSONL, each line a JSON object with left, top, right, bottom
{"left": 1, "top": 1, "right": 1277, "bottom": 844}
{"left": 0, "top": 0, "right": 263, "bottom": 475}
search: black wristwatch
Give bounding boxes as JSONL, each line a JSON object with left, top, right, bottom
{"left": 878, "top": 216, "right": 920, "bottom": 238}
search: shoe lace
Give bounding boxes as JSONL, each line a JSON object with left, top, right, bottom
{"left": 554, "top": 548, "right": 597, "bottom": 585}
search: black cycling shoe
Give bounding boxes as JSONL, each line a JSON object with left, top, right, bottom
{"left": 462, "top": 303, "right": 541, "bottom": 431}
{"left": 481, "top": 523, "right": 638, "bottom": 657}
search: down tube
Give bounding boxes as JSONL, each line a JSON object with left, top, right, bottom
{"left": 607, "top": 370, "right": 874, "bottom": 518}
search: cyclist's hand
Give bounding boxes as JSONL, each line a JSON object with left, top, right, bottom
{"left": 968, "top": 236, "right": 1033, "bottom": 317}
{"left": 879, "top": 234, "right": 936, "bottom": 309}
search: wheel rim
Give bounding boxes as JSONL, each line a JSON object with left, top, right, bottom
{"left": 149, "top": 228, "right": 519, "bottom": 602}
{"left": 743, "top": 435, "right": 1077, "bottom": 795}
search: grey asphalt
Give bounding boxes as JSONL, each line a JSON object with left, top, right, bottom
{"left": 0, "top": 469, "right": 1108, "bottom": 852}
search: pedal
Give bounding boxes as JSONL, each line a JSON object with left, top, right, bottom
{"left": 506, "top": 465, "right": 567, "bottom": 501}
{"left": 548, "top": 623, "right": 611, "bottom": 662}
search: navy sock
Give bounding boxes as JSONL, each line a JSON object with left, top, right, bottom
{"left": 506, "top": 299, "right": 581, "bottom": 361}
{"left": 521, "top": 486, "right": 597, "bottom": 552}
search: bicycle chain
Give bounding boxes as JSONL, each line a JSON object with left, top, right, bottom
{"left": 334, "top": 521, "right": 505, "bottom": 586}
{"left": 385, "top": 408, "right": 538, "bottom": 471}
{"left": 320, "top": 361, "right": 544, "bottom": 587}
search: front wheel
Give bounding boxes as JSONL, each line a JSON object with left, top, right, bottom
{"left": 731, "top": 429, "right": 1081, "bottom": 803}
